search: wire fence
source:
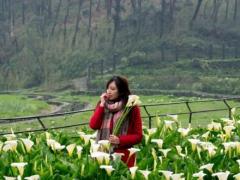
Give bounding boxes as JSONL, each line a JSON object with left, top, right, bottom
{"left": 0, "top": 97, "right": 240, "bottom": 135}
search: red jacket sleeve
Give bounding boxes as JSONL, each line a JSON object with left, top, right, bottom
{"left": 118, "top": 106, "right": 143, "bottom": 147}
{"left": 89, "top": 105, "right": 105, "bottom": 130}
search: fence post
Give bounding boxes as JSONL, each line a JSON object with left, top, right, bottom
{"left": 143, "top": 105, "right": 152, "bottom": 128}
{"left": 37, "top": 117, "right": 47, "bottom": 131}
{"left": 185, "top": 101, "right": 193, "bottom": 124}
{"left": 223, "top": 99, "right": 232, "bottom": 119}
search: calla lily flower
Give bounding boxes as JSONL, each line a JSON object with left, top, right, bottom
{"left": 90, "top": 142, "right": 100, "bottom": 153}
{"left": 147, "top": 128, "right": 157, "bottom": 136}
{"left": 178, "top": 128, "right": 190, "bottom": 137}
{"left": 4, "top": 133, "right": 16, "bottom": 141}
{"left": 45, "top": 132, "right": 51, "bottom": 139}
{"left": 164, "top": 120, "right": 175, "bottom": 130}
{"left": 91, "top": 151, "right": 110, "bottom": 164}
{"left": 24, "top": 175, "right": 40, "bottom": 180}
{"left": 11, "top": 162, "right": 28, "bottom": 176}
{"left": 223, "top": 125, "right": 235, "bottom": 138}
{"left": 4, "top": 176, "right": 18, "bottom": 180}
{"left": 128, "top": 148, "right": 140, "bottom": 158}
{"left": 167, "top": 114, "right": 178, "bottom": 122}
{"left": 129, "top": 166, "right": 138, "bottom": 179}
{"left": 159, "top": 170, "right": 173, "bottom": 180}
{"left": 171, "top": 173, "right": 184, "bottom": 180}
{"left": 212, "top": 171, "right": 230, "bottom": 180}
{"left": 159, "top": 148, "right": 171, "bottom": 158}
{"left": 76, "top": 145, "right": 83, "bottom": 159}
{"left": 66, "top": 143, "right": 76, "bottom": 157}
{"left": 20, "top": 138, "right": 34, "bottom": 153}
{"left": 151, "top": 139, "right": 163, "bottom": 149}
{"left": 188, "top": 139, "right": 200, "bottom": 151}
{"left": 3, "top": 140, "right": 18, "bottom": 152}
{"left": 201, "top": 131, "right": 210, "bottom": 140}
{"left": 175, "top": 145, "right": 185, "bottom": 157}
{"left": 100, "top": 165, "right": 115, "bottom": 176}
{"left": 98, "top": 140, "right": 110, "bottom": 151}
{"left": 207, "top": 122, "right": 222, "bottom": 131}
{"left": 193, "top": 171, "right": 206, "bottom": 180}
{"left": 80, "top": 134, "right": 91, "bottom": 145}
{"left": 126, "top": 95, "right": 141, "bottom": 107}
{"left": 200, "top": 163, "right": 214, "bottom": 173}
{"left": 233, "top": 173, "right": 240, "bottom": 180}
{"left": 139, "top": 170, "right": 151, "bottom": 180}
{"left": 112, "top": 152, "right": 124, "bottom": 161}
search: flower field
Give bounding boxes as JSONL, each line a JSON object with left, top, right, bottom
{"left": 1, "top": 112, "right": 240, "bottom": 179}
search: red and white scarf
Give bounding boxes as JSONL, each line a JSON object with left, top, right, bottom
{"left": 96, "top": 100, "right": 130, "bottom": 142}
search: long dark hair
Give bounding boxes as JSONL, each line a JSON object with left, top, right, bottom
{"left": 106, "top": 76, "right": 131, "bottom": 103}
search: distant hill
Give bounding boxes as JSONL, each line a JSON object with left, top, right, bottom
{"left": 0, "top": 0, "right": 240, "bottom": 95}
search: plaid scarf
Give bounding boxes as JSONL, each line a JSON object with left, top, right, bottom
{"left": 96, "top": 100, "right": 130, "bottom": 142}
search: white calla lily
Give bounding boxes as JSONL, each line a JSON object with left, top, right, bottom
{"left": 159, "top": 148, "right": 171, "bottom": 158}
{"left": 128, "top": 148, "right": 140, "bottom": 158}
{"left": 100, "top": 165, "right": 115, "bottom": 176}
{"left": 66, "top": 143, "right": 76, "bottom": 157}
{"left": 234, "top": 173, "right": 240, "bottom": 180}
{"left": 193, "top": 171, "right": 206, "bottom": 180}
{"left": 188, "top": 139, "right": 200, "bottom": 151}
{"left": 129, "top": 166, "right": 138, "bottom": 179}
{"left": 171, "top": 173, "right": 184, "bottom": 180}
{"left": 11, "top": 162, "right": 28, "bottom": 176}
{"left": 159, "top": 170, "right": 173, "bottom": 180}
{"left": 200, "top": 163, "right": 214, "bottom": 173}
{"left": 151, "top": 139, "right": 163, "bottom": 149}
{"left": 164, "top": 120, "right": 175, "bottom": 130}
{"left": 212, "top": 171, "right": 230, "bottom": 180}
{"left": 223, "top": 125, "right": 235, "bottom": 138}
{"left": 178, "top": 128, "right": 190, "bottom": 137}
{"left": 98, "top": 140, "right": 110, "bottom": 151}
{"left": 21, "top": 138, "right": 34, "bottom": 153}
{"left": 3, "top": 140, "right": 18, "bottom": 152}
{"left": 24, "top": 175, "right": 40, "bottom": 180}
{"left": 76, "top": 145, "right": 83, "bottom": 159}
{"left": 139, "top": 170, "right": 151, "bottom": 180}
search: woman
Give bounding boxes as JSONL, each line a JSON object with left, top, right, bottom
{"left": 89, "top": 76, "right": 143, "bottom": 167}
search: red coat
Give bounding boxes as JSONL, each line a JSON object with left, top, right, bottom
{"left": 89, "top": 105, "right": 143, "bottom": 167}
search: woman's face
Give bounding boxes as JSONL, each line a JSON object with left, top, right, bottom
{"left": 106, "top": 81, "right": 119, "bottom": 101}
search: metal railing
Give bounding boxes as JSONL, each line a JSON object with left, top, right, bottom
{"left": 0, "top": 97, "right": 240, "bottom": 135}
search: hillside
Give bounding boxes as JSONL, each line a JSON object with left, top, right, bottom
{"left": 0, "top": 0, "right": 240, "bottom": 95}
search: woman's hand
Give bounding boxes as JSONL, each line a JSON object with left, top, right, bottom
{"left": 109, "top": 135, "right": 120, "bottom": 145}
{"left": 100, "top": 93, "right": 108, "bottom": 107}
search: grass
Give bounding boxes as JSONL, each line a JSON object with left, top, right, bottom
{"left": 1, "top": 92, "right": 240, "bottom": 134}
{"left": 0, "top": 94, "right": 50, "bottom": 118}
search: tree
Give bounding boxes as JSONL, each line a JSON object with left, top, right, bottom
{"left": 233, "top": 0, "right": 238, "bottom": 21}
{"left": 111, "top": 0, "right": 121, "bottom": 47}
{"left": 51, "top": 0, "right": 62, "bottom": 36}
{"left": 63, "top": 0, "right": 71, "bottom": 42}
{"left": 72, "top": 0, "right": 83, "bottom": 48}
{"left": 189, "top": 0, "right": 203, "bottom": 28}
